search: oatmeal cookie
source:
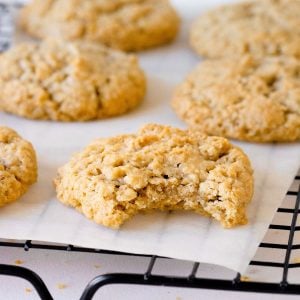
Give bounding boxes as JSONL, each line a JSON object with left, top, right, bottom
{"left": 0, "top": 39, "right": 146, "bottom": 121}
{"left": 172, "top": 55, "right": 300, "bottom": 142}
{"left": 0, "top": 127, "right": 37, "bottom": 207}
{"left": 20, "top": 0, "right": 180, "bottom": 51}
{"left": 55, "top": 124, "right": 253, "bottom": 228}
{"left": 190, "top": 0, "right": 300, "bottom": 59}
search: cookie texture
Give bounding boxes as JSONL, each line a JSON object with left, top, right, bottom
{"left": 55, "top": 124, "right": 253, "bottom": 229}
{"left": 190, "top": 0, "right": 300, "bottom": 59}
{"left": 172, "top": 55, "right": 300, "bottom": 142}
{"left": 20, "top": 0, "right": 180, "bottom": 51}
{"left": 0, "top": 39, "right": 146, "bottom": 121}
{"left": 0, "top": 127, "right": 37, "bottom": 207}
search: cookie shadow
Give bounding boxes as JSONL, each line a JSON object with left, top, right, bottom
{"left": 25, "top": 159, "right": 58, "bottom": 202}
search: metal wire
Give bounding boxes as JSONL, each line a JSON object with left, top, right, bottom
{"left": 281, "top": 186, "right": 300, "bottom": 286}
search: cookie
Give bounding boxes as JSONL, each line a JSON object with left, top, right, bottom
{"left": 0, "top": 39, "right": 146, "bottom": 121}
{"left": 0, "top": 127, "right": 37, "bottom": 207}
{"left": 19, "top": 0, "right": 180, "bottom": 52}
{"left": 172, "top": 55, "right": 300, "bottom": 143}
{"left": 55, "top": 124, "right": 253, "bottom": 228}
{"left": 190, "top": 0, "right": 300, "bottom": 59}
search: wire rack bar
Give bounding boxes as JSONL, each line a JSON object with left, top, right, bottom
{"left": 0, "top": 264, "right": 53, "bottom": 300}
{"left": 281, "top": 186, "right": 300, "bottom": 285}
{"left": 188, "top": 262, "right": 200, "bottom": 281}
{"left": 144, "top": 256, "right": 157, "bottom": 280}
{"left": 79, "top": 273, "right": 300, "bottom": 300}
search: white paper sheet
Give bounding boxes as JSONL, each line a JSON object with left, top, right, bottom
{"left": 0, "top": 0, "right": 299, "bottom": 274}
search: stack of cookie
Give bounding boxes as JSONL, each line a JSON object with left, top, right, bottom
{"left": 2, "top": 0, "right": 297, "bottom": 230}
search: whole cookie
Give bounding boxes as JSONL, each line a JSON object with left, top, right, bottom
{"left": 0, "top": 39, "right": 146, "bottom": 121}
{"left": 20, "top": 0, "right": 180, "bottom": 52}
{"left": 172, "top": 56, "right": 300, "bottom": 142}
{"left": 172, "top": 55, "right": 300, "bottom": 142}
{"left": 0, "top": 127, "right": 37, "bottom": 207}
{"left": 55, "top": 124, "right": 253, "bottom": 228}
{"left": 190, "top": 0, "right": 300, "bottom": 59}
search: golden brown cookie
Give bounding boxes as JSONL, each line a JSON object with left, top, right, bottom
{"left": 19, "top": 0, "right": 180, "bottom": 51}
{"left": 0, "top": 127, "right": 37, "bottom": 207}
{"left": 190, "top": 0, "right": 300, "bottom": 59}
{"left": 0, "top": 39, "right": 146, "bottom": 121}
{"left": 55, "top": 124, "right": 253, "bottom": 229}
{"left": 172, "top": 55, "right": 300, "bottom": 143}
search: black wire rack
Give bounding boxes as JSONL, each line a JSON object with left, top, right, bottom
{"left": 1, "top": 2, "right": 300, "bottom": 299}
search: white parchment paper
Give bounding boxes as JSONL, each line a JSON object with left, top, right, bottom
{"left": 0, "top": 0, "right": 299, "bottom": 273}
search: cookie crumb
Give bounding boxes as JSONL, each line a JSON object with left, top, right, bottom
{"left": 14, "top": 259, "right": 24, "bottom": 265}
{"left": 240, "top": 276, "right": 251, "bottom": 282}
{"left": 25, "top": 288, "right": 32, "bottom": 293}
{"left": 57, "top": 283, "right": 67, "bottom": 290}
{"left": 94, "top": 264, "right": 101, "bottom": 269}
{"left": 292, "top": 257, "right": 300, "bottom": 263}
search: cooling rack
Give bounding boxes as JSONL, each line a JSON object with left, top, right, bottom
{"left": 1, "top": 2, "right": 300, "bottom": 299}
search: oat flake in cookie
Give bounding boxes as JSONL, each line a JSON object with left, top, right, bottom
{"left": 20, "top": 0, "right": 180, "bottom": 52}
{"left": 0, "top": 127, "right": 37, "bottom": 207}
{"left": 172, "top": 55, "right": 300, "bottom": 143}
{"left": 0, "top": 39, "right": 146, "bottom": 121}
{"left": 190, "top": 0, "right": 300, "bottom": 59}
{"left": 55, "top": 124, "right": 253, "bottom": 229}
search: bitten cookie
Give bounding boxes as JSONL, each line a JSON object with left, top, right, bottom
{"left": 19, "top": 0, "right": 180, "bottom": 52}
{"left": 190, "top": 0, "right": 300, "bottom": 59}
{"left": 172, "top": 55, "right": 300, "bottom": 142}
{"left": 0, "top": 39, "right": 146, "bottom": 121}
{"left": 55, "top": 124, "right": 253, "bottom": 229}
{"left": 0, "top": 127, "right": 37, "bottom": 207}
